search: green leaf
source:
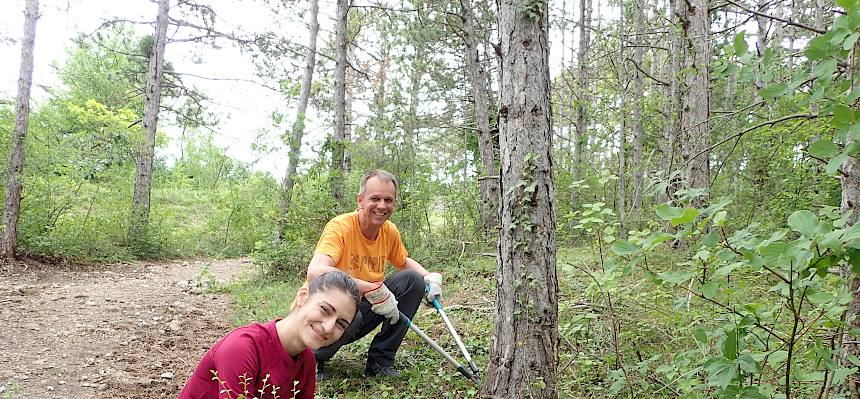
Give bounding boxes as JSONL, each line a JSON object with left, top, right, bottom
{"left": 816, "top": 58, "right": 838, "bottom": 80}
{"left": 805, "top": 36, "right": 830, "bottom": 60}
{"left": 656, "top": 204, "right": 684, "bottom": 220}
{"left": 733, "top": 32, "right": 749, "bottom": 54}
{"left": 739, "top": 386, "right": 768, "bottom": 399}
{"left": 845, "top": 33, "right": 860, "bottom": 51}
{"left": 672, "top": 207, "right": 700, "bottom": 227}
{"left": 693, "top": 327, "right": 709, "bottom": 344}
{"left": 835, "top": 367, "right": 858, "bottom": 385}
{"left": 722, "top": 330, "right": 738, "bottom": 360}
{"left": 611, "top": 240, "right": 640, "bottom": 256}
{"left": 809, "top": 139, "right": 840, "bottom": 158}
{"left": 827, "top": 152, "right": 849, "bottom": 175}
{"left": 788, "top": 210, "right": 819, "bottom": 237}
{"left": 847, "top": 248, "right": 860, "bottom": 274}
{"left": 834, "top": 103, "right": 856, "bottom": 127}
{"left": 767, "top": 351, "right": 789, "bottom": 369}
{"left": 701, "top": 230, "right": 721, "bottom": 247}
{"left": 714, "top": 210, "right": 728, "bottom": 226}
{"left": 737, "top": 353, "right": 759, "bottom": 373}
{"left": 704, "top": 357, "right": 737, "bottom": 388}
{"left": 702, "top": 281, "right": 720, "bottom": 299}
{"left": 657, "top": 271, "right": 695, "bottom": 284}
{"left": 759, "top": 83, "right": 786, "bottom": 100}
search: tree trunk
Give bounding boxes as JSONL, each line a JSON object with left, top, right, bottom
{"left": 675, "top": 0, "right": 710, "bottom": 207}
{"left": 331, "top": 0, "right": 348, "bottom": 204}
{"left": 278, "top": 0, "right": 320, "bottom": 240}
{"left": 460, "top": 0, "right": 500, "bottom": 233}
{"left": 129, "top": 0, "right": 169, "bottom": 254}
{"left": 0, "top": 0, "right": 39, "bottom": 259}
{"left": 573, "top": 0, "right": 592, "bottom": 208}
{"left": 837, "top": 35, "right": 860, "bottom": 399}
{"left": 617, "top": 1, "right": 628, "bottom": 239}
{"left": 479, "top": 1, "right": 558, "bottom": 397}
{"left": 630, "top": 0, "right": 645, "bottom": 215}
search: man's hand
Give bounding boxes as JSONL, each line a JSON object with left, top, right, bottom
{"left": 364, "top": 283, "right": 400, "bottom": 325}
{"left": 424, "top": 272, "right": 442, "bottom": 306}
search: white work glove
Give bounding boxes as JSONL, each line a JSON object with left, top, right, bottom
{"left": 364, "top": 283, "right": 400, "bottom": 325}
{"left": 424, "top": 272, "right": 442, "bottom": 306}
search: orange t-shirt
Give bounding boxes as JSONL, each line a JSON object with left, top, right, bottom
{"left": 315, "top": 211, "right": 409, "bottom": 282}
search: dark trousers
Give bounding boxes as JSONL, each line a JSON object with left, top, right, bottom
{"left": 314, "top": 269, "right": 425, "bottom": 367}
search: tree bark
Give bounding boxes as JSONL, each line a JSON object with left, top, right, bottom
{"left": 573, "top": 0, "right": 591, "bottom": 208}
{"left": 675, "top": 0, "right": 710, "bottom": 207}
{"left": 129, "top": 0, "right": 169, "bottom": 253}
{"left": 479, "top": 1, "right": 558, "bottom": 397}
{"left": 460, "top": 0, "right": 500, "bottom": 233}
{"left": 278, "top": 0, "right": 320, "bottom": 240}
{"left": 0, "top": 0, "right": 39, "bottom": 259}
{"left": 331, "top": 0, "right": 348, "bottom": 204}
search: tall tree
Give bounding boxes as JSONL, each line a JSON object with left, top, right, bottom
{"left": 572, "top": 0, "right": 591, "bottom": 207}
{"left": 617, "top": 0, "right": 628, "bottom": 238}
{"left": 0, "top": 0, "right": 40, "bottom": 259}
{"left": 838, "top": 34, "right": 860, "bottom": 399}
{"left": 629, "top": 0, "right": 646, "bottom": 215}
{"left": 278, "top": 0, "right": 320, "bottom": 240}
{"left": 331, "top": 0, "right": 349, "bottom": 204}
{"left": 129, "top": 0, "right": 169, "bottom": 252}
{"left": 480, "top": 0, "right": 558, "bottom": 396}
{"left": 675, "top": 0, "right": 710, "bottom": 206}
{"left": 460, "top": 0, "right": 500, "bottom": 232}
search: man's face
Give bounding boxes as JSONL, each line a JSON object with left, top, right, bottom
{"left": 357, "top": 177, "right": 397, "bottom": 229}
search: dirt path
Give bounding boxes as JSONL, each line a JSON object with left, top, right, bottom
{"left": 0, "top": 257, "right": 251, "bottom": 399}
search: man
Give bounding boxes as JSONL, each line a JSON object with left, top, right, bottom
{"left": 301, "top": 169, "right": 442, "bottom": 379}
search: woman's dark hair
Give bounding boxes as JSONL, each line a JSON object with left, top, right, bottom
{"left": 308, "top": 270, "right": 360, "bottom": 309}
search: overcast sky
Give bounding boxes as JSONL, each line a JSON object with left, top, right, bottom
{"left": 0, "top": 0, "right": 577, "bottom": 178}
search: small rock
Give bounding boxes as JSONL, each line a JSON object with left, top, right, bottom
{"left": 59, "top": 380, "right": 65, "bottom": 385}
{"left": 168, "top": 319, "right": 182, "bottom": 331}
{"left": 80, "top": 375, "right": 88, "bottom": 381}
{"left": 86, "top": 357, "right": 96, "bottom": 365}
{"left": 98, "top": 383, "right": 107, "bottom": 391}
{"left": 86, "top": 301, "right": 96, "bottom": 306}
{"left": 46, "top": 386, "right": 54, "bottom": 391}
{"left": 160, "top": 372, "right": 174, "bottom": 379}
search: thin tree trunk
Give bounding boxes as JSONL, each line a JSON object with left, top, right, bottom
{"left": 676, "top": 0, "right": 710, "bottom": 207}
{"left": 461, "top": 0, "right": 500, "bottom": 233}
{"left": 480, "top": 0, "right": 558, "bottom": 396}
{"left": 630, "top": 0, "right": 645, "bottom": 216}
{"left": 573, "top": 0, "right": 592, "bottom": 208}
{"left": 617, "top": 0, "right": 628, "bottom": 239}
{"left": 129, "top": 0, "right": 169, "bottom": 253}
{"left": 278, "top": 0, "right": 319, "bottom": 240}
{"left": 331, "top": 0, "right": 348, "bottom": 204}
{"left": 0, "top": 0, "right": 39, "bottom": 259}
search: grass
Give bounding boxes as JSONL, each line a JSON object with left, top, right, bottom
{"left": 216, "top": 241, "right": 847, "bottom": 398}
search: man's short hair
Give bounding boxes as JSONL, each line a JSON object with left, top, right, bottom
{"left": 359, "top": 169, "right": 398, "bottom": 199}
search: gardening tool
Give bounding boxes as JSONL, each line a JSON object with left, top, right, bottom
{"left": 399, "top": 311, "right": 481, "bottom": 385}
{"left": 431, "top": 297, "right": 480, "bottom": 375}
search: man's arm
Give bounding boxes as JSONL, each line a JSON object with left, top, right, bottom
{"left": 401, "top": 257, "right": 431, "bottom": 276}
{"left": 306, "top": 253, "right": 377, "bottom": 293}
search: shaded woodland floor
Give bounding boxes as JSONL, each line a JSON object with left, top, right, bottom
{"left": 0, "top": 257, "right": 250, "bottom": 399}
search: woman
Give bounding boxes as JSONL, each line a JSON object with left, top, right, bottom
{"left": 179, "top": 270, "right": 360, "bottom": 399}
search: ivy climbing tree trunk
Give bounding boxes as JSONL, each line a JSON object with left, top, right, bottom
{"left": 129, "top": 0, "right": 169, "bottom": 254}
{"left": 479, "top": 0, "right": 558, "bottom": 397}
{"left": 278, "top": 0, "right": 319, "bottom": 240}
{"left": 460, "top": 0, "right": 500, "bottom": 233}
{"left": 675, "top": 0, "right": 710, "bottom": 207}
{"left": 0, "top": 0, "right": 39, "bottom": 259}
{"left": 331, "top": 0, "right": 348, "bottom": 205}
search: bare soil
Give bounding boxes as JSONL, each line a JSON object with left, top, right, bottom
{"left": 0, "top": 257, "right": 251, "bottom": 399}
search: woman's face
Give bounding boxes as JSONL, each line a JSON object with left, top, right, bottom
{"left": 296, "top": 289, "right": 356, "bottom": 350}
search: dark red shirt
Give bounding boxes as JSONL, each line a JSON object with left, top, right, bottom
{"left": 178, "top": 320, "right": 315, "bottom": 399}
